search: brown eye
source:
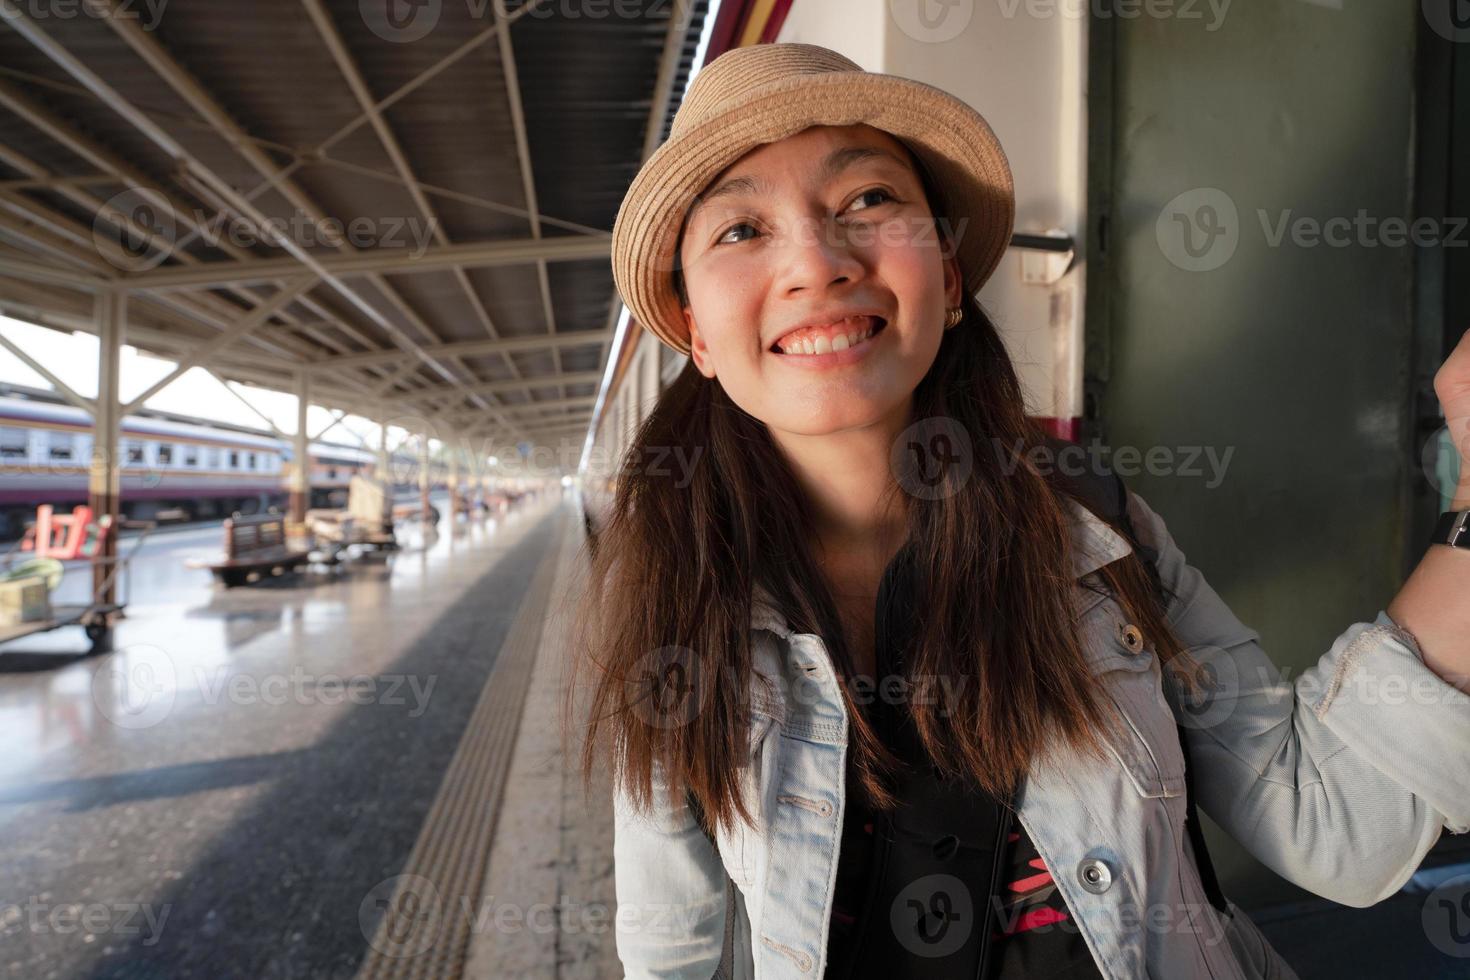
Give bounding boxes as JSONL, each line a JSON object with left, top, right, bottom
{"left": 846, "top": 188, "right": 895, "bottom": 213}
{"left": 716, "top": 221, "right": 758, "bottom": 246}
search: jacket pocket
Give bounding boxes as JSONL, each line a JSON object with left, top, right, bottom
{"left": 1079, "top": 596, "right": 1187, "bottom": 799}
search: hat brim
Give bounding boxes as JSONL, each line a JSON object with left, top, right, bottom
{"left": 611, "top": 70, "right": 1016, "bottom": 355}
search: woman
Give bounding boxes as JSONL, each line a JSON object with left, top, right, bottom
{"left": 572, "top": 42, "right": 1470, "bottom": 979}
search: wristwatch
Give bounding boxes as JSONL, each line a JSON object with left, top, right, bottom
{"left": 1431, "top": 509, "right": 1470, "bottom": 549}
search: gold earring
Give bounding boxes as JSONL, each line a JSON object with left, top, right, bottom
{"left": 944, "top": 307, "right": 963, "bottom": 330}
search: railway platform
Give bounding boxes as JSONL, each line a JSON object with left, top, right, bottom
{"left": 0, "top": 490, "right": 618, "bottom": 979}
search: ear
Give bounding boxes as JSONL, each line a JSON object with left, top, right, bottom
{"left": 685, "top": 307, "right": 717, "bottom": 378}
{"left": 942, "top": 254, "right": 964, "bottom": 309}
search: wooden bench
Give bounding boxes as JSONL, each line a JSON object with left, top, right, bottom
{"left": 208, "top": 513, "right": 309, "bottom": 587}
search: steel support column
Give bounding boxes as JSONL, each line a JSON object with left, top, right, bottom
{"left": 376, "top": 417, "right": 390, "bottom": 485}
{"left": 447, "top": 444, "right": 461, "bottom": 519}
{"left": 418, "top": 430, "right": 431, "bottom": 521}
{"left": 290, "top": 371, "right": 310, "bottom": 523}
{"left": 89, "top": 290, "right": 123, "bottom": 605}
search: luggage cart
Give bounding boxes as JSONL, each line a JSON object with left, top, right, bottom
{"left": 0, "top": 517, "right": 154, "bottom": 654}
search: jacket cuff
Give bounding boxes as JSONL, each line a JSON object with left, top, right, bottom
{"left": 1297, "top": 610, "right": 1470, "bottom": 833}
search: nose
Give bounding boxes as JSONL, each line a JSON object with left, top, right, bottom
{"left": 773, "top": 213, "right": 868, "bottom": 296}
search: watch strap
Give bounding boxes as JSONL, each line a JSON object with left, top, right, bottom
{"left": 1432, "top": 509, "right": 1470, "bottom": 549}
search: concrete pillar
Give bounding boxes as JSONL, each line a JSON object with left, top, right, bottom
{"left": 289, "top": 371, "right": 310, "bottom": 523}
{"left": 89, "top": 290, "right": 124, "bottom": 606}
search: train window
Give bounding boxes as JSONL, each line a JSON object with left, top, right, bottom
{"left": 229, "top": 450, "right": 239, "bottom": 468}
{"left": 206, "top": 446, "right": 220, "bottom": 469}
{"left": 327, "top": 466, "right": 338, "bottom": 480}
{"left": 184, "top": 445, "right": 199, "bottom": 467}
{"left": 157, "top": 443, "right": 173, "bottom": 465}
{"left": 0, "top": 427, "right": 27, "bottom": 459}
{"left": 47, "top": 430, "right": 74, "bottom": 461}
{"left": 126, "top": 441, "right": 145, "bottom": 465}
{"left": 248, "top": 451, "right": 257, "bottom": 469}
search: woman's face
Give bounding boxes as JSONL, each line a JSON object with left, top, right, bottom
{"left": 676, "top": 124, "right": 963, "bottom": 438}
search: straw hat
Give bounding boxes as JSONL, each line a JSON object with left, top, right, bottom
{"left": 610, "top": 42, "right": 1015, "bottom": 356}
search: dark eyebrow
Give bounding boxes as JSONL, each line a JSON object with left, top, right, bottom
{"left": 688, "top": 145, "right": 911, "bottom": 221}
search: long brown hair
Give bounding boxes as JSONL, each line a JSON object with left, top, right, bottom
{"left": 567, "top": 288, "right": 1200, "bottom": 837}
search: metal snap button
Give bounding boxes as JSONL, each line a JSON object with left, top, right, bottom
{"left": 1117, "top": 622, "right": 1144, "bottom": 654}
{"left": 1078, "top": 857, "right": 1113, "bottom": 894}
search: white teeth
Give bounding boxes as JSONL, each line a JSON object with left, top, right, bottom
{"left": 777, "top": 316, "right": 880, "bottom": 355}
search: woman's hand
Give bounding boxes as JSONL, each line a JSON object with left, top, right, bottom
{"left": 1387, "top": 326, "right": 1470, "bottom": 689}
{"left": 1436, "top": 327, "right": 1470, "bottom": 507}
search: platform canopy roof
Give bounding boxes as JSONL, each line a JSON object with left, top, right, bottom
{"left": 0, "top": 0, "right": 709, "bottom": 456}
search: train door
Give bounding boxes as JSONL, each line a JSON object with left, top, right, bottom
{"left": 1085, "top": 3, "right": 1451, "bottom": 910}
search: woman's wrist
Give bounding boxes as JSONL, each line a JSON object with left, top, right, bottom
{"left": 1454, "top": 477, "right": 1470, "bottom": 511}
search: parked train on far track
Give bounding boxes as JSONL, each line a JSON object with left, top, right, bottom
{"left": 0, "top": 391, "right": 379, "bottom": 538}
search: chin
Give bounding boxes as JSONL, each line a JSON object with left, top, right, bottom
{"left": 770, "top": 403, "right": 896, "bottom": 438}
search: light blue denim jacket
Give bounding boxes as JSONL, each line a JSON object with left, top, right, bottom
{"left": 612, "top": 491, "right": 1470, "bottom": 979}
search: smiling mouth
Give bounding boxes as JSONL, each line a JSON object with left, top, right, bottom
{"left": 770, "top": 316, "right": 888, "bottom": 355}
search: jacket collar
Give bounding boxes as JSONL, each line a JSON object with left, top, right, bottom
{"left": 750, "top": 498, "right": 1133, "bottom": 639}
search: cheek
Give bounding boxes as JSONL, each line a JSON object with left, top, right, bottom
{"left": 687, "top": 266, "right": 767, "bottom": 355}
{"left": 875, "top": 227, "right": 945, "bottom": 295}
